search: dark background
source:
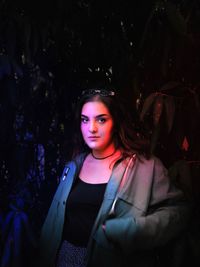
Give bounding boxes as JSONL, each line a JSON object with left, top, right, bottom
{"left": 0, "top": 0, "right": 200, "bottom": 266}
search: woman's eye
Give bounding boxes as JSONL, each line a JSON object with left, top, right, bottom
{"left": 98, "top": 118, "right": 106, "bottom": 123}
{"left": 81, "top": 117, "right": 88, "bottom": 123}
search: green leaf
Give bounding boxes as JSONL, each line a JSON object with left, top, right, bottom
{"left": 12, "top": 60, "right": 23, "bottom": 78}
{"left": 175, "top": 128, "right": 185, "bottom": 150}
{"left": 165, "top": 2, "right": 187, "bottom": 36}
{"left": 5, "top": 21, "right": 16, "bottom": 58}
{"left": 31, "top": 22, "right": 39, "bottom": 57}
{"left": 0, "top": 55, "right": 11, "bottom": 78}
{"left": 21, "top": 19, "right": 32, "bottom": 64}
{"left": 150, "top": 124, "right": 160, "bottom": 154}
{"left": 168, "top": 160, "right": 193, "bottom": 198}
{"left": 39, "top": 22, "right": 49, "bottom": 50}
{"left": 193, "top": 92, "right": 200, "bottom": 111}
{"left": 140, "top": 93, "right": 156, "bottom": 121}
{"left": 153, "top": 94, "right": 164, "bottom": 126}
{"left": 140, "top": 7, "right": 155, "bottom": 49}
{"left": 160, "top": 81, "right": 180, "bottom": 92}
{"left": 164, "top": 96, "right": 175, "bottom": 133}
{"left": 161, "top": 33, "right": 171, "bottom": 77}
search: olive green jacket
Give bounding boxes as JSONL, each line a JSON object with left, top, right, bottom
{"left": 37, "top": 153, "right": 189, "bottom": 267}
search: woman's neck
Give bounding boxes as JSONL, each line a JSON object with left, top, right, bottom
{"left": 91, "top": 145, "right": 117, "bottom": 160}
{"left": 91, "top": 150, "right": 116, "bottom": 160}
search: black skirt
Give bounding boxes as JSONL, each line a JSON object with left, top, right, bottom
{"left": 56, "top": 240, "right": 87, "bottom": 267}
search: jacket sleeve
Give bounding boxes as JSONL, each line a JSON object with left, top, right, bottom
{"left": 104, "top": 157, "right": 191, "bottom": 252}
{"left": 33, "top": 165, "right": 71, "bottom": 267}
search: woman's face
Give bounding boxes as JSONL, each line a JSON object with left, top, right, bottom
{"left": 80, "top": 101, "right": 115, "bottom": 153}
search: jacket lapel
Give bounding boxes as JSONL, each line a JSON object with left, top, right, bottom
{"left": 89, "top": 158, "right": 128, "bottom": 237}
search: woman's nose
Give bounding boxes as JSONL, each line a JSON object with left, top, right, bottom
{"left": 89, "top": 121, "right": 97, "bottom": 132}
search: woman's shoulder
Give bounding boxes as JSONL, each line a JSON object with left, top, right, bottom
{"left": 58, "top": 155, "right": 85, "bottom": 184}
{"left": 64, "top": 152, "right": 87, "bottom": 165}
{"left": 63, "top": 152, "right": 88, "bottom": 175}
{"left": 137, "top": 154, "right": 166, "bottom": 169}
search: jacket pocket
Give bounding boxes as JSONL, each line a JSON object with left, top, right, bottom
{"left": 116, "top": 194, "right": 146, "bottom": 217}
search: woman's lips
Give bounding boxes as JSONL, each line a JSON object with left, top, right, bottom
{"left": 88, "top": 136, "right": 100, "bottom": 140}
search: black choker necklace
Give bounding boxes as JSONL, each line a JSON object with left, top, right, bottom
{"left": 91, "top": 150, "right": 116, "bottom": 160}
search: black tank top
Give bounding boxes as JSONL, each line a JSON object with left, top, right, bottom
{"left": 63, "top": 177, "right": 107, "bottom": 246}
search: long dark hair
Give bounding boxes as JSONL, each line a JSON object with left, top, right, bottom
{"left": 72, "top": 88, "right": 150, "bottom": 159}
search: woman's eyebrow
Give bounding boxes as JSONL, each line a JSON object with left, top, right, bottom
{"left": 81, "top": 114, "right": 110, "bottom": 119}
{"left": 96, "top": 114, "right": 108, "bottom": 118}
{"left": 95, "top": 114, "right": 110, "bottom": 119}
{"left": 81, "top": 114, "right": 109, "bottom": 118}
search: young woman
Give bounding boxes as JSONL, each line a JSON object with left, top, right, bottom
{"left": 37, "top": 88, "right": 189, "bottom": 267}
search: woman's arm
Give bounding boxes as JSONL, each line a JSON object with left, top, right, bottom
{"left": 103, "top": 158, "right": 191, "bottom": 252}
